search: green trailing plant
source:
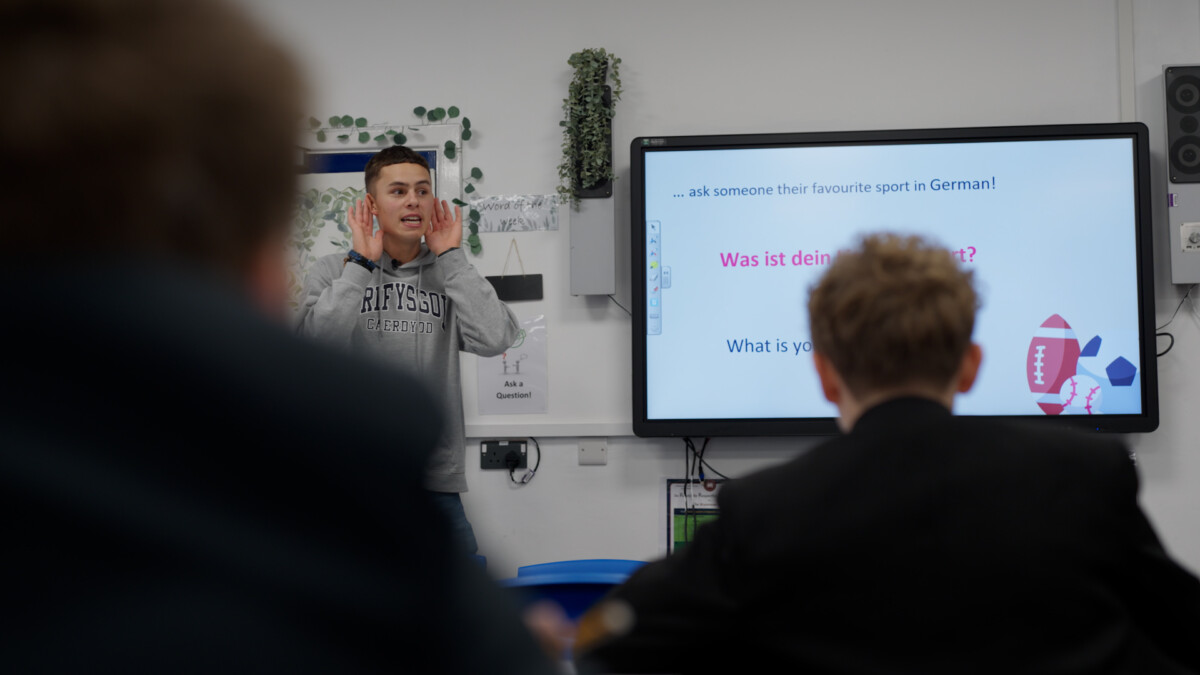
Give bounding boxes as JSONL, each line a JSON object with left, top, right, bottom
{"left": 307, "top": 114, "right": 411, "bottom": 146}
{"left": 412, "top": 106, "right": 483, "bottom": 254}
{"left": 302, "top": 111, "right": 486, "bottom": 255}
{"left": 307, "top": 114, "right": 383, "bottom": 143}
{"left": 557, "top": 48, "right": 622, "bottom": 209}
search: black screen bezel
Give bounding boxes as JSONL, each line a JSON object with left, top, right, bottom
{"left": 630, "top": 123, "right": 1159, "bottom": 437}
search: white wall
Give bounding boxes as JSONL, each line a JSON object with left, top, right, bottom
{"left": 1131, "top": 0, "right": 1200, "bottom": 580}
{"left": 241, "top": 0, "right": 1200, "bottom": 578}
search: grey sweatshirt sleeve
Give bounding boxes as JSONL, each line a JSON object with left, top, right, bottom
{"left": 294, "top": 254, "right": 373, "bottom": 348}
{"left": 437, "top": 247, "right": 519, "bottom": 357}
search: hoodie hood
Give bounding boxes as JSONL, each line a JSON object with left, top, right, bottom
{"left": 381, "top": 243, "right": 437, "bottom": 274}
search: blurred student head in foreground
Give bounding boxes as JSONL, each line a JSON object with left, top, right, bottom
{"left": 0, "top": 1, "right": 558, "bottom": 673}
{"left": 0, "top": 0, "right": 301, "bottom": 314}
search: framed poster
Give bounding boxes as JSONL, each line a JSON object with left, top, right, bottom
{"left": 288, "top": 123, "right": 464, "bottom": 308}
{"left": 666, "top": 478, "right": 724, "bottom": 553}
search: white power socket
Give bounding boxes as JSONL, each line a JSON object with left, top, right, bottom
{"left": 578, "top": 439, "right": 608, "bottom": 465}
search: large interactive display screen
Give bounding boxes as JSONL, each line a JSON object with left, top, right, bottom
{"left": 631, "top": 123, "right": 1158, "bottom": 436}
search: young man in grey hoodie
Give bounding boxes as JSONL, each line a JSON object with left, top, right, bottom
{"left": 297, "top": 146, "right": 519, "bottom": 554}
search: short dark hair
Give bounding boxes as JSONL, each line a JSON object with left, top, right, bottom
{"left": 807, "top": 233, "right": 979, "bottom": 396}
{"left": 364, "top": 146, "right": 431, "bottom": 194}
{"left": 0, "top": 0, "right": 303, "bottom": 279}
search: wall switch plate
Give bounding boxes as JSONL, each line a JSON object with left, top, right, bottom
{"left": 578, "top": 439, "right": 608, "bottom": 466}
{"left": 481, "top": 440, "right": 527, "bottom": 470}
{"left": 1181, "top": 221, "right": 1200, "bottom": 252}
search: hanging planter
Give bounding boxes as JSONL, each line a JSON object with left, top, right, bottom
{"left": 557, "top": 48, "right": 622, "bottom": 209}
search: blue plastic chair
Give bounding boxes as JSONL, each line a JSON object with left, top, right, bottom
{"left": 501, "top": 558, "right": 646, "bottom": 620}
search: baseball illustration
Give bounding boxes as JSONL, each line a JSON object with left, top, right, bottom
{"left": 1059, "top": 374, "right": 1103, "bottom": 415}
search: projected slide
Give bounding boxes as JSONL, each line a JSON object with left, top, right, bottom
{"left": 643, "top": 138, "right": 1143, "bottom": 421}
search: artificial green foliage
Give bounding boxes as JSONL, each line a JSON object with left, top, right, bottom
{"left": 340, "top": 115, "right": 353, "bottom": 127}
{"left": 316, "top": 130, "right": 326, "bottom": 142}
{"left": 452, "top": 198, "right": 468, "bottom": 207}
{"left": 413, "top": 106, "right": 427, "bottom": 117}
{"left": 557, "top": 47, "right": 622, "bottom": 209}
{"left": 444, "top": 140, "right": 456, "bottom": 159}
{"left": 395, "top": 133, "right": 407, "bottom": 145}
{"left": 355, "top": 117, "right": 367, "bottom": 128}
{"left": 448, "top": 106, "right": 460, "bottom": 118}
{"left": 464, "top": 183, "right": 474, "bottom": 194}
{"left": 288, "top": 186, "right": 366, "bottom": 306}
{"left": 308, "top": 116, "right": 321, "bottom": 129}
{"left": 337, "top": 134, "right": 349, "bottom": 142}
{"left": 293, "top": 187, "right": 360, "bottom": 259}
{"left": 374, "top": 134, "right": 387, "bottom": 143}
{"left": 470, "top": 167, "right": 483, "bottom": 180}
{"left": 462, "top": 129, "right": 473, "bottom": 141}
{"left": 358, "top": 131, "right": 370, "bottom": 143}
{"left": 462, "top": 118, "right": 471, "bottom": 130}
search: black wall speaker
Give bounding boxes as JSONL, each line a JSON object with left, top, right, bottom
{"left": 1166, "top": 66, "right": 1200, "bottom": 183}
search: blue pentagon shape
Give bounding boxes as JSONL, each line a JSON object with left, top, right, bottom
{"left": 1081, "top": 335, "right": 1101, "bottom": 357}
{"left": 1106, "top": 356, "right": 1136, "bottom": 386}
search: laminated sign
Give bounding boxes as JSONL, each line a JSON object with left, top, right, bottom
{"left": 477, "top": 314, "right": 547, "bottom": 414}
